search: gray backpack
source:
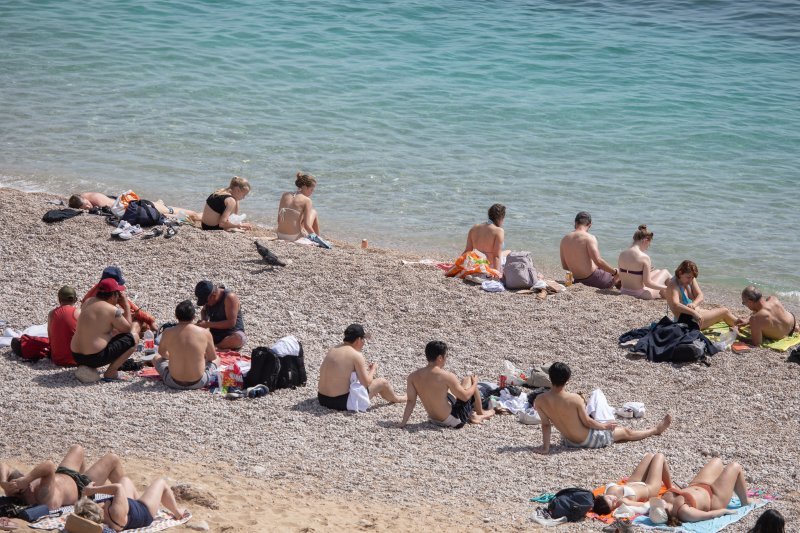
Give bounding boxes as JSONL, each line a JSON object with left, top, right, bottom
{"left": 502, "top": 251, "right": 538, "bottom": 289}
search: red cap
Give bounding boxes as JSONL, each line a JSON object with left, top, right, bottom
{"left": 97, "top": 278, "right": 126, "bottom": 293}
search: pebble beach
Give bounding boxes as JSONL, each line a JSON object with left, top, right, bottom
{"left": 1, "top": 187, "right": 798, "bottom": 532}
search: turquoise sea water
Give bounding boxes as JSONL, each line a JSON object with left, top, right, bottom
{"left": 1, "top": 1, "right": 798, "bottom": 298}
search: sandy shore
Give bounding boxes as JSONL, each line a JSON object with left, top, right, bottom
{"left": 1, "top": 187, "right": 798, "bottom": 532}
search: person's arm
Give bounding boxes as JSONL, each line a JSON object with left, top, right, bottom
{"left": 9, "top": 461, "right": 57, "bottom": 505}
{"left": 157, "top": 331, "right": 169, "bottom": 359}
{"left": 667, "top": 280, "right": 700, "bottom": 320}
{"left": 450, "top": 373, "right": 477, "bottom": 402}
{"left": 84, "top": 483, "right": 128, "bottom": 529}
{"left": 748, "top": 318, "right": 763, "bottom": 346}
{"left": 47, "top": 309, "right": 55, "bottom": 340}
{"left": 690, "top": 278, "right": 705, "bottom": 307}
{"left": 559, "top": 240, "right": 569, "bottom": 270}
{"left": 399, "top": 376, "right": 417, "bottom": 428}
{"left": 202, "top": 294, "right": 240, "bottom": 330}
{"left": 576, "top": 399, "right": 616, "bottom": 431}
{"left": 534, "top": 398, "right": 551, "bottom": 454}
{"left": 110, "top": 297, "right": 133, "bottom": 333}
{"left": 204, "top": 330, "right": 219, "bottom": 364}
{"left": 463, "top": 227, "right": 474, "bottom": 254}
{"left": 587, "top": 237, "right": 616, "bottom": 274}
{"left": 678, "top": 505, "right": 736, "bottom": 522}
{"left": 299, "top": 198, "right": 314, "bottom": 234}
{"left": 353, "top": 356, "right": 374, "bottom": 389}
{"left": 491, "top": 230, "right": 504, "bottom": 271}
{"left": 642, "top": 258, "right": 666, "bottom": 291}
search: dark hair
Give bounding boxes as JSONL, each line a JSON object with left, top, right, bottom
{"left": 748, "top": 509, "right": 785, "bottom": 533}
{"left": 488, "top": 203, "right": 506, "bottom": 225}
{"left": 633, "top": 224, "right": 654, "bottom": 242}
{"left": 548, "top": 362, "right": 571, "bottom": 387}
{"left": 425, "top": 340, "right": 447, "bottom": 362}
{"left": 295, "top": 172, "right": 317, "bottom": 188}
{"left": 175, "top": 300, "right": 196, "bottom": 322}
{"left": 675, "top": 260, "right": 698, "bottom": 279}
{"left": 592, "top": 495, "right": 611, "bottom": 515}
{"left": 68, "top": 194, "right": 84, "bottom": 208}
{"left": 575, "top": 211, "right": 592, "bottom": 226}
{"left": 742, "top": 285, "right": 763, "bottom": 302}
{"left": 343, "top": 323, "right": 366, "bottom": 343}
{"left": 96, "top": 290, "right": 117, "bottom": 301}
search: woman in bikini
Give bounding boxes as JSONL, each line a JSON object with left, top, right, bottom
{"left": 276, "top": 172, "right": 330, "bottom": 247}
{"left": 649, "top": 458, "right": 749, "bottom": 525}
{"left": 617, "top": 225, "right": 670, "bottom": 300}
{"left": 665, "top": 260, "right": 739, "bottom": 328}
{"left": 200, "top": 176, "right": 252, "bottom": 231}
{"left": 592, "top": 452, "right": 673, "bottom": 515}
{"left": 79, "top": 477, "right": 186, "bottom": 532}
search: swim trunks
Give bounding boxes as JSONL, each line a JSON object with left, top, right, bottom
{"left": 575, "top": 269, "right": 614, "bottom": 289}
{"left": 563, "top": 428, "right": 614, "bottom": 449}
{"left": 72, "top": 333, "right": 136, "bottom": 368}
{"left": 155, "top": 360, "right": 218, "bottom": 390}
{"left": 201, "top": 222, "right": 223, "bottom": 231}
{"left": 54, "top": 467, "right": 91, "bottom": 497}
{"left": 444, "top": 393, "right": 473, "bottom": 428}
{"left": 318, "top": 392, "right": 349, "bottom": 411}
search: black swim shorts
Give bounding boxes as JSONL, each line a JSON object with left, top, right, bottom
{"left": 72, "top": 333, "right": 136, "bottom": 368}
{"left": 318, "top": 392, "right": 349, "bottom": 411}
{"left": 55, "top": 466, "right": 92, "bottom": 496}
{"left": 448, "top": 393, "right": 474, "bottom": 426}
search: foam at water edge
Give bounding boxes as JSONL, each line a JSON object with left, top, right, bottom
{"left": 777, "top": 291, "right": 800, "bottom": 305}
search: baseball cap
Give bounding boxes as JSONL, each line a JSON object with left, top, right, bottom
{"left": 97, "top": 278, "right": 125, "bottom": 293}
{"left": 100, "top": 266, "right": 126, "bottom": 286}
{"left": 343, "top": 323, "right": 370, "bottom": 342}
{"left": 58, "top": 285, "right": 77, "bottom": 302}
{"left": 195, "top": 280, "right": 215, "bottom": 306}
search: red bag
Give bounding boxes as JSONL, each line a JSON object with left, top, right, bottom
{"left": 11, "top": 335, "right": 51, "bottom": 361}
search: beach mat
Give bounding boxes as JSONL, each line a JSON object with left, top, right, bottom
{"left": 632, "top": 495, "right": 768, "bottom": 533}
{"left": 138, "top": 350, "right": 247, "bottom": 379}
{"left": 703, "top": 322, "right": 800, "bottom": 352}
{"left": 30, "top": 507, "right": 191, "bottom": 532}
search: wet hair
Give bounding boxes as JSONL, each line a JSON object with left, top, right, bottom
{"left": 748, "top": 509, "right": 785, "bottom": 533}
{"left": 742, "top": 285, "right": 763, "bottom": 302}
{"left": 548, "top": 362, "right": 571, "bottom": 387}
{"left": 74, "top": 497, "right": 104, "bottom": 524}
{"left": 425, "top": 340, "right": 447, "bottom": 362}
{"left": 175, "top": 299, "right": 196, "bottom": 322}
{"left": 488, "top": 204, "right": 506, "bottom": 225}
{"left": 575, "top": 211, "right": 592, "bottom": 226}
{"left": 592, "top": 495, "right": 611, "bottom": 515}
{"left": 295, "top": 172, "right": 317, "bottom": 188}
{"left": 633, "top": 224, "right": 654, "bottom": 242}
{"left": 68, "top": 194, "right": 84, "bottom": 208}
{"left": 95, "top": 290, "right": 118, "bottom": 301}
{"left": 675, "top": 260, "right": 698, "bottom": 279}
{"left": 214, "top": 176, "right": 251, "bottom": 196}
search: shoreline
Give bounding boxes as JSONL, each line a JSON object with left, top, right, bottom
{"left": 1, "top": 186, "right": 799, "bottom": 531}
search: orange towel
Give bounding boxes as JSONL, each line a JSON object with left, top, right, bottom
{"left": 445, "top": 250, "right": 501, "bottom": 279}
{"left": 139, "top": 350, "right": 247, "bottom": 379}
{"left": 586, "top": 478, "right": 668, "bottom": 524}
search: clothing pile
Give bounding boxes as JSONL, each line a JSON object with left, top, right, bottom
{"left": 619, "top": 315, "right": 720, "bottom": 365}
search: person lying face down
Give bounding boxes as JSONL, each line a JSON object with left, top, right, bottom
{"left": 400, "top": 340, "right": 495, "bottom": 429}
{"left": 68, "top": 192, "right": 114, "bottom": 210}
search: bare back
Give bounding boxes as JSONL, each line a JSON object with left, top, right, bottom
{"left": 408, "top": 366, "right": 462, "bottom": 422}
{"left": 465, "top": 223, "right": 504, "bottom": 269}
{"left": 83, "top": 192, "right": 114, "bottom": 208}
{"left": 71, "top": 298, "right": 123, "bottom": 354}
{"left": 158, "top": 323, "right": 216, "bottom": 382}
{"left": 560, "top": 231, "right": 598, "bottom": 279}
{"left": 318, "top": 344, "right": 366, "bottom": 397}
{"left": 618, "top": 245, "right": 651, "bottom": 290}
{"left": 534, "top": 390, "right": 592, "bottom": 443}
{"left": 753, "top": 296, "right": 796, "bottom": 340}
{"left": 277, "top": 192, "right": 311, "bottom": 235}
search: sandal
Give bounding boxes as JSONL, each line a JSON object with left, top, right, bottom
{"left": 142, "top": 228, "right": 164, "bottom": 239}
{"left": 164, "top": 225, "right": 178, "bottom": 238}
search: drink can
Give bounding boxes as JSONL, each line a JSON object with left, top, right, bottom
{"left": 499, "top": 374, "right": 507, "bottom": 388}
{"left": 361, "top": 239, "right": 368, "bottom": 249}
{"left": 565, "top": 271, "right": 574, "bottom": 286}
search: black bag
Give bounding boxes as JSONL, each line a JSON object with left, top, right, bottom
{"left": 276, "top": 343, "right": 307, "bottom": 389}
{"left": 42, "top": 208, "right": 82, "bottom": 223}
{"left": 0, "top": 496, "right": 26, "bottom": 518}
{"left": 547, "top": 488, "right": 594, "bottom": 522}
{"left": 122, "top": 199, "right": 164, "bottom": 227}
{"left": 243, "top": 347, "right": 281, "bottom": 390}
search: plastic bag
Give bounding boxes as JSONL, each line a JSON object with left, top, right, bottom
{"left": 110, "top": 190, "right": 139, "bottom": 217}
{"left": 499, "top": 360, "right": 527, "bottom": 387}
{"left": 217, "top": 362, "right": 244, "bottom": 393}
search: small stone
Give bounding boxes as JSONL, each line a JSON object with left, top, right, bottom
{"left": 252, "top": 465, "right": 267, "bottom": 475}
{"left": 187, "top": 520, "right": 210, "bottom": 531}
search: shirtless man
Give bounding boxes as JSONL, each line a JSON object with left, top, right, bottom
{"left": 0, "top": 445, "right": 126, "bottom": 510}
{"left": 318, "top": 324, "right": 406, "bottom": 411}
{"left": 739, "top": 286, "right": 799, "bottom": 345}
{"left": 560, "top": 211, "right": 618, "bottom": 289}
{"left": 464, "top": 203, "right": 507, "bottom": 272}
{"left": 70, "top": 278, "right": 140, "bottom": 382}
{"left": 533, "top": 362, "right": 671, "bottom": 453}
{"left": 153, "top": 300, "right": 219, "bottom": 390}
{"left": 400, "top": 340, "right": 495, "bottom": 429}
{"left": 195, "top": 281, "right": 246, "bottom": 350}
{"left": 67, "top": 192, "right": 114, "bottom": 210}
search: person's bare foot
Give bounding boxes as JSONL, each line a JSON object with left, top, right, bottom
{"left": 655, "top": 414, "right": 672, "bottom": 435}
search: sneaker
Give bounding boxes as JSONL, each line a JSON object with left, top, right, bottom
{"left": 75, "top": 365, "right": 102, "bottom": 383}
{"left": 307, "top": 233, "right": 332, "bottom": 249}
{"left": 111, "top": 220, "right": 132, "bottom": 236}
{"left": 118, "top": 225, "right": 143, "bottom": 241}
{"left": 246, "top": 384, "right": 269, "bottom": 398}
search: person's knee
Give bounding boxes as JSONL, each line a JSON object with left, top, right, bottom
{"left": 68, "top": 444, "right": 85, "bottom": 454}
{"left": 729, "top": 461, "right": 743, "bottom": 474}
{"left": 373, "top": 377, "right": 388, "bottom": 389}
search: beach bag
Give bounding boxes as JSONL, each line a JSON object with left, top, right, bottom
{"left": 122, "top": 199, "right": 164, "bottom": 227}
{"left": 548, "top": 488, "right": 594, "bottom": 522}
{"left": 244, "top": 347, "right": 282, "bottom": 390}
{"left": 110, "top": 190, "right": 139, "bottom": 217}
{"left": 42, "top": 208, "right": 83, "bottom": 223}
{"left": 275, "top": 343, "right": 307, "bottom": 389}
{"left": 11, "top": 335, "right": 50, "bottom": 361}
{"left": 502, "top": 251, "right": 538, "bottom": 289}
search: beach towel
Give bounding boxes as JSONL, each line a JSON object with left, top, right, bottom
{"left": 138, "top": 351, "right": 247, "bottom": 379}
{"left": 30, "top": 507, "right": 191, "bottom": 532}
{"left": 704, "top": 322, "right": 800, "bottom": 352}
{"left": 346, "top": 371, "right": 370, "bottom": 412}
{"left": 632, "top": 495, "right": 768, "bottom": 533}
{"left": 445, "top": 250, "right": 501, "bottom": 280}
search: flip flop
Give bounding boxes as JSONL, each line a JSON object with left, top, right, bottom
{"left": 101, "top": 375, "right": 133, "bottom": 383}
{"left": 142, "top": 228, "right": 164, "bottom": 239}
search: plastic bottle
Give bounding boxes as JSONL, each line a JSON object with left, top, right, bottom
{"left": 142, "top": 330, "right": 155, "bottom": 354}
{"left": 228, "top": 213, "right": 246, "bottom": 225}
{"left": 565, "top": 271, "right": 574, "bottom": 286}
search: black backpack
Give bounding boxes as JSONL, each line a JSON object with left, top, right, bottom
{"left": 122, "top": 199, "right": 164, "bottom": 227}
{"left": 244, "top": 343, "right": 307, "bottom": 391}
{"left": 42, "top": 208, "right": 82, "bottom": 223}
{"left": 547, "top": 488, "right": 594, "bottom": 522}
{"left": 276, "top": 343, "right": 307, "bottom": 389}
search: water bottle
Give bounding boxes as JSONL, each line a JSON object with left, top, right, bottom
{"left": 142, "top": 330, "right": 155, "bottom": 354}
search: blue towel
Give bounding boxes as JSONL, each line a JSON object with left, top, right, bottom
{"left": 633, "top": 496, "right": 769, "bottom": 533}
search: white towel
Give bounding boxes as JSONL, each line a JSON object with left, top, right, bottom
{"left": 270, "top": 335, "right": 300, "bottom": 357}
{"left": 585, "top": 389, "right": 616, "bottom": 422}
{"left": 346, "top": 372, "right": 370, "bottom": 412}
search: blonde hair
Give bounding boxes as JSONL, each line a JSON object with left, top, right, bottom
{"left": 295, "top": 172, "right": 317, "bottom": 188}
{"left": 214, "top": 176, "right": 251, "bottom": 196}
{"left": 633, "top": 224, "right": 654, "bottom": 242}
{"left": 74, "top": 497, "right": 104, "bottom": 524}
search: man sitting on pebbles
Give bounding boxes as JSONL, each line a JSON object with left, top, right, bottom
{"left": 71, "top": 277, "right": 140, "bottom": 383}
{"left": 739, "top": 285, "right": 799, "bottom": 345}
{"left": 560, "top": 211, "right": 619, "bottom": 289}
{"left": 194, "top": 280, "right": 246, "bottom": 350}
{"left": 153, "top": 300, "right": 219, "bottom": 390}
{"left": 400, "top": 340, "right": 495, "bottom": 429}
{"left": 534, "top": 362, "right": 671, "bottom": 453}
{"left": 0, "top": 445, "right": 127, "bottom": 510}
{"left": 318, "top": 324, "right": 407, "bottom": 412}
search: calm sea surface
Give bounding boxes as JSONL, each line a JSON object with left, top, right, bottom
{"left": 1, "top": 1, "right": 798, "bottom": 298}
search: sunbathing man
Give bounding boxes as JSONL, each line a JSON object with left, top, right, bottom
{"left": 318, "top": 324, "right": 406, "bottom": 411}
{"left": 67, "top": 192, "right": 114, "bottom": 210}
{"left": 71, "top": 277, "right": 140, "bottom": 382}
{"left": 0, "top": 445, "right": 126, "bottom": 510}
{"left": 463, "top": 203, "right": 507, "bottom": 272}
{"left": 153, "top": 300, "right": 219, "bottom": 390}
{"left": 560, "top": 211, "right": 618, "bottom": 289}
{"left": 194, "top": 281, "right": 246, "bottom": 350}
{"left": 47, "top": 285, "right": 80, "bottom": 366}
{"left": 399, "top": 340, "right": 495, "bottom": 429}
{"left": 533, "top": 362, "right": 671, "bottom": 453}
{"left": 739, "top": 286, "right": 799, "bottom": 345}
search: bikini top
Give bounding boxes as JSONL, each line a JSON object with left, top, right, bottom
{"left": 605, "top": 482, "right": 636, "bottom": 498}
{"left": 619, "top": 267, "right": 644, "bottom": 276}
{"left": 206, "top": 193, "right": 232, "bottom": 215}
{"left": 673, "top": 276, "right": 694, "bottom": 305}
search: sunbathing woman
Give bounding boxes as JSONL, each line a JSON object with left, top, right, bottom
{"left": 592, "top": 452, "right": 673, "bottom": 515}
{"left": 617, "top": 225, "right": 671, "bottom": 300}
{"left": 666, "top": 260, "right": 739, "bottom": 328}
{"left": 200, "top": 176, "right": 252, "bottom": 231}
{"left": 79, "top": 477, "right": 186, "bottom": 532}
{"left": 649, "top": 458, "right": 749, "bottom": 524}
{"left": 276, "top": 172, "right": 330, "bottom": 247}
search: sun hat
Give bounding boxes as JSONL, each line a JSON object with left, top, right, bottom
{"left": 100, "top": 266, "right": 125, "bottom": 285}
{"left": 195, "top": 280, "right": 215, "bottom": 306}
{"left": 97, "top": 278, "right": 125, "bottom": 293}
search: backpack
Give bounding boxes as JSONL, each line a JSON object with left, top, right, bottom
{"left": 243, "top": 347, "right": 282, "bottom": 390}
{"left": 122, "top": 199, "right": 164, "bottom": 227}
{"left": 276, "top": 343, "right": 307, "bottom": 389}
{"left": 42, "top": 208, "right": 82, "bottom": 223}
{"left": 547, "top": 488, "right": 594, "bottom": 522}
{"left": 10, "top": 335, "right": 51, "bottom": 361}
{"left": 502, "top": 251, "right": 538, "bottom": 289}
